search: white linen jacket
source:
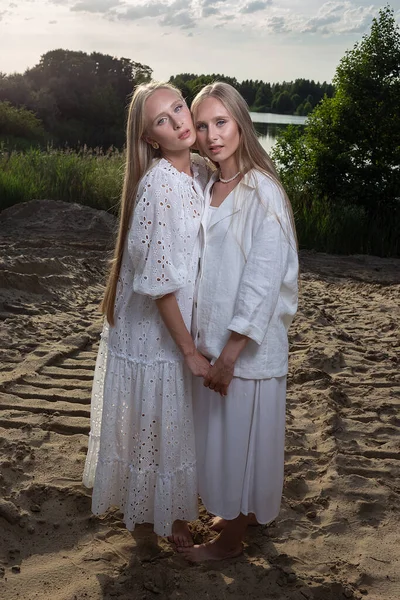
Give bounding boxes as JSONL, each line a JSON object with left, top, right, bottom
{"left": 193, "top": 169, "right": 299, "bottom": 379}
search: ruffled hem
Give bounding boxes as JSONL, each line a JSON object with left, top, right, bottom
{"left": 83, "top": 344, "right": 197, "bottom": 536}
{"left": 91, "top": 459, "right": 198, "bottom": 536}
{"left": 82, "top": 433, "right": 100, "bottom": 488}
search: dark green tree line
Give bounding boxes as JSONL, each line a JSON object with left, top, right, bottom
{"left": 0, "top": 50, "right": 152, "bottom": 148}
{"left": 169, "top": 74, "right": 334, "bottom": 114}
{"left": 0, "top": 49, "right": 334, "bottom": 149}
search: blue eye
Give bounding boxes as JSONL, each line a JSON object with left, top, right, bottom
{"left": 157, "top": 117, "right": 167, "bottom": 126}
{"left": 196, "top": 123, "right": 206, "bottom": 131}
{"left": 217, "top": 119, "right": 226, "bottom": 126}
{"left": 174, "top": 104, "right": 183, "bottom": 113}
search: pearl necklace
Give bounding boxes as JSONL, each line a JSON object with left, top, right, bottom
{"left": 219, "top": 171, "right": 241, "bottom": 184}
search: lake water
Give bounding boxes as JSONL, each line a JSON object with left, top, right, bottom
{"left": 250, "top": 112, "right": 307, "bottom": 155}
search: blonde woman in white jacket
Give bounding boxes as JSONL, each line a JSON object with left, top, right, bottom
{"left": 180, "top": 82, "right": 299, "bottom": 561}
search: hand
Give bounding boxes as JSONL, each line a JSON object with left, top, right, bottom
{"left": 203, "top": 355, "right": 234, "bottom": 397}
{"left": 185, "top": 350, "right": 210, "bottom": 378}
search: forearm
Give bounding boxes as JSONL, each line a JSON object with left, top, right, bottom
{"left": 155, "top": 293, "right": 195, "bottom": 357}
{"left": 219, "top": 332, "right": 249, "bottom": 365}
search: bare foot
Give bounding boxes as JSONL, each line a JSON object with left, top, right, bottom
{"left": 210, "top": 513, "right": 259, "bottom": 532}
{"left": 167, "top": 520, "right": 193, "bottom": 547}
{"left": 179, "top": 537, "right": 243, "bottom": 562}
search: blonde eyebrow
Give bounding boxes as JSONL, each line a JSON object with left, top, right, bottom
{"left": 153, "top": 100, "right": 182, "bottom": 124}
{"left": 195, "top": 115, "right": 229, "bottom": 125}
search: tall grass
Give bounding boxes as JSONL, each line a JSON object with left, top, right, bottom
{"left": 1, "top": 146, "right": 398, "bottom": 256}
{"left": 290, "top": 191, "right": 399, "bottom": 257}
{"left": 0, "top": 146, "right": 124, "bottom": 213}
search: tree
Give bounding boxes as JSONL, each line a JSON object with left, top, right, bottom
{"left": 273, "top": 5, "right": 400, "bottom": 255}
{"left": 252, "top": 83, "right": 272, "bottom": 111}
{"left": 0, "top": 50, "right": 152, "bottom": 147}
{"left": 0, "top": 101, "right": 46, "bottom": 148}
{"left": 272, "top": 90, "right": 294, "bottom": 114}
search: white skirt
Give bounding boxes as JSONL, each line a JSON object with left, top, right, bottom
{"left": 193, "top": 375, "right": 286, "bottom": 524}
{"left": 83, "top": 329, "right": 198, "bottom": 537}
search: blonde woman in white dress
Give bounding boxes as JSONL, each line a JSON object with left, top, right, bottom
{"left": 181, "top": 82, "right": 299, "bottom": 561}
{"left": 82, "top": 82, "right": 211, "bottom": 546}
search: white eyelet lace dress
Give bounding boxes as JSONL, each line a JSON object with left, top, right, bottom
{"left": 82, "top": 155, "right": 210, "bottom": 536}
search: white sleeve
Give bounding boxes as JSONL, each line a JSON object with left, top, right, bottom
{"left": 228, "top": 178, "right": 297, "bottom": 344}
{"left": 128, "top": 166, "right": 188, "bottom": 298}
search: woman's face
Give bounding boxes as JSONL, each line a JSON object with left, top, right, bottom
{"left": 144, "top": 88, "right": 196, "bottom": 153}
{"left": 194, "top": 97, "right": 240, "bottom": 164}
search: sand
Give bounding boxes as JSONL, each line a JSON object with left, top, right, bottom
{"left": 0, "top": 199, "right": 399, "bottom": 600}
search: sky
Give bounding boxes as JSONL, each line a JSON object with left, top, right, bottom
{"left": 1, "top": 0, "right": 399, "bottom": 83}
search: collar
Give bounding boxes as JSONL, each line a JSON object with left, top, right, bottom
{"left": 158, "top": 157, "right": 199, "bottom": 180}
{"left": 210, "top": 169, "right": 259, "bottom": 190}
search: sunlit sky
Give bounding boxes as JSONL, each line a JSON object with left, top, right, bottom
{"left": 1, "top": 1, "right": 399, "bottom": 83}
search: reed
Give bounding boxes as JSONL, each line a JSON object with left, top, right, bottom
{"left": 1, "top": 146, "right": 398, "bottom": 256}
{"left": 0, "top": 145, "right": 124, "bottom": 213}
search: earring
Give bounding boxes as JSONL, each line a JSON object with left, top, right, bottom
{"left": 152, "top": 141, "right": 159, "bottom": 150}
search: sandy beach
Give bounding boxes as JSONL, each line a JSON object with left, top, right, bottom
{"left": 0, "top": 199, "right": 399, "bottom": 600}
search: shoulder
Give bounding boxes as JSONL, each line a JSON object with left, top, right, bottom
{"left": 191, "top": 152, "right": 214, "bottom": 188}
{"left": 190, "top": 152, "right": 213, "bottom": 171}
{"left": 137, "top": 159, "right": 183, "bottom": 197}
{"left": 251, "top": 170, "right": 283, "bottom": 196}
{"left": 247, "top": 169, "right": 286, "bottom": 213}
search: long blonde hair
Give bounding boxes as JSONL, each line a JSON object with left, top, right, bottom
{"left": 191, "top": 82, "right": 298, "bottom": 246}
{"left": 102, "top": 81, "right": 184, "bottom": 325}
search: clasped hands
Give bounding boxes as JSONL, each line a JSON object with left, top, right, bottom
{"left": 185, "top": 349, "right": 234, "bottom": 397}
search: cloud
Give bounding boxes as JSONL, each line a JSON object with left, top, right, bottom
{"left": 201, "top": 0, "right": 228, "bottom": 6}
{"left": 301, "top": 2, "right": 375, "bottom": 35}
{"left": 161, "top": 9, "right": 195, "bottom": 28}
{"left": 119, "top": 2, "right": 166, "bottom": 20}
{"left": 116, "top": 0, "right": 196, "bottom": 29}
{"left": 266, "top": 15, "right": 290, "bottom": 33}
{"left": 202, "top": 6, "right": 220, "bottom": 17}
{"left": 241, "top": 0, "right": 270, "bottom": 15}
{"left": 338, "top": 6, "right": 375, "bottom": 34}
{"left": 72, "top": 0, "right": 121, "bottom": 12}
{"left": 30, "top": 0, "right": 386, "bottom": 40}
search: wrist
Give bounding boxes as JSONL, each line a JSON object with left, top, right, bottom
{"left": 181, "top": 341, "right": 196, "bottom": 358}
{"left": 220, "top": 346, "right": 239, "bottom": 367}
{"left": 221, "top": 334, "right": 249, "bottom": 365}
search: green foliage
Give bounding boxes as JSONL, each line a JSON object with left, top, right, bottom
{"left": 0, "top": 101, "right": 46, "bottom": 149}
{"left": 0, "top": 50, "right": 152, "bottom": 148}
{"left": 0, "top": 146, "right": 124, "bottom": 212}
{"left": 169, "top": 73, "right": 239, "bottom": 106}
{"left": 0, "top": 51, "right": 334, "bottom": 150}
{"left": 169, "top": 74, "right": 334, "bottom": 114}
{"left": 271, "top": 90, "right": 293, "bottom": 114}
{"left": 273, "top": 5, "right": 400, "bottom": 256}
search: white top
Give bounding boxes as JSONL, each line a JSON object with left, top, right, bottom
{"left": 193, "top": 169, "right": 299, "bottom": 379}
{"left": 206, "top": 205, "right": 218, "bottom": 228}
{"left": 108, "top": 154, "right": 210, "bottom": 363}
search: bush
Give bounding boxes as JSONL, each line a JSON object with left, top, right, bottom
{"left": 273, "top": 6, "right": 400, "bottom": 256}
{"left": 0, "top": 101, "right": 46, "bottom": 149}
{"left": 0, "top": 146, "right": 124, "bottom": 212}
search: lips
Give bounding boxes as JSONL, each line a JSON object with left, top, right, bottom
{"left": 178, "top": 129, "right": 191, "bottom": 140}
{"left": 209, "top": 145, "right": 223, "bottom": 154}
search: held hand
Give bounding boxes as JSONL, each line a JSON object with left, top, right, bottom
{"left": 203, "top": 355, "right": 234, "bottom": 397}
{"left": 185, "top": 350, "right": 211, "bottom": 378}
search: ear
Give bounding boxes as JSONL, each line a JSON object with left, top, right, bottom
{"left": 142, "top": 136, "right": 152, "bottom": 145}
